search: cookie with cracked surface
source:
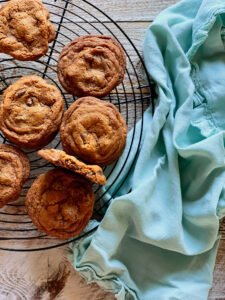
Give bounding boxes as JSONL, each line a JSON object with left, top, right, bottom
{"left": 57, "top": 35, "right": 126, "bottom": 97}
{"left": 0, "top": 144, "right": 30, "bottom": 184}
{"left": 38, "top": 149, "right": 106, "bottom": 185}
{"left": 0, "top": 75, "right": 64, "bottom": 150}
{"left": 0, "top": 0, "right": 55, "bottom": 61}
{"left": 60, "top": 97, "right": 127, "bottom": 166}
{"left": 0, "top": 150, "right": 24, "bottom": 208}
{"left": 26, "top": 169, "right": 95, "bottom": 239}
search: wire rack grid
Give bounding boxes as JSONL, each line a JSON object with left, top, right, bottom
{"left": 0, "top": 0, "right": 154, "bottom": 251}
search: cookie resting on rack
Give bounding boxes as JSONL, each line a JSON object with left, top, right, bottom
{"left": 60, "top": 96, "right": 127, "bottom": 166}
{"left": 38, "top": 149, "right": 106, "bottom": 185}
{"left": 0, "top": 144, "right": 30, "bottom": 208}
{"left": 26, "top": 169, "right": 95, "bottom": 239}
{"left": 57, "top": 35, "right": 126, "bottom": 97}
{"left": 0, "top": 75, "right": 64, "bottom": 150}
{"left": 0, "top": 0, "right": 55, "bottom": 60}
{"left": 0, "top": 144, "right": 30, "bottom": 184}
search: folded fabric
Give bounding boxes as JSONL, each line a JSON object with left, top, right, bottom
{"left": 70, "top": 0, "right": 225, "bottom": 299}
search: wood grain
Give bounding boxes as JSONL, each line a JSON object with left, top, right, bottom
{"left": 0, "top": 247, "right": 115, "bottom": 300}
{"left": 0, "top": 0, "right": 224, "bottom": 299}
{"left": 209, "top": 236, "right": 225, "bottom": 299}
{"left": 44, "top": 0, "right": 179, "bottom": 23}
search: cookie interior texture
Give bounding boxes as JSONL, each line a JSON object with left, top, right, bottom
{"left": 0, "top": 75, "right": 64, "bottom": 150}
{"left": 38, "top": 149, "right": 107, "bottom": 185}
{"left": 0, "top": 0, "right": 55, "bottom": 60}
{"left": 60, "top": 96, "right": 127, "bottom": 166}
{"left": 57, "top": 35, "right": 126, "bottom": 97}
{"left": 26, "top": 169, "right": 95, "bottom": 239}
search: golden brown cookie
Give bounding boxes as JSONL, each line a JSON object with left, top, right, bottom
{"left": 60, "top": 97, "right": 127, "bottom": 166}
{"left": 57, "top": 35, "right": 126, "bottom": 97}
{"left": 0, "top": 150, "right": 24, "bottom": 208}
{"left": 0, "top": 75, "right": 64, "bottom": 150}
{"left": 0, "top": 144, "right": 30, "bottom": 184}
{"left": 0, "top": 0, "right": 55, "bottom": 61}
{"left": 38, "top": 149, "right": 106, "bottom": 185}
{"left": 26, "top": 169, "right": 95, "bottom": 239}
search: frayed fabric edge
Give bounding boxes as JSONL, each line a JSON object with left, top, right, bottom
{"left": 72, "top": 246, "right": 138, "bottom": 300}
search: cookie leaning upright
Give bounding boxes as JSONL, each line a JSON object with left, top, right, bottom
{"left": 38, "top": 149, "right": 107, "bottom": 185}
{"left": 60, "top": 97, "right": 127, "bottom": 166}
{"left": 0, "top": 75, "right": 64, "bottom": 150}
{"left": 57, "top": 35, "right": 126, "bottom": 97}
{"left": 0, "top": 0, "right": 55, "bottom": 61}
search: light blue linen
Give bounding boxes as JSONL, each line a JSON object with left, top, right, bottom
{"left": 70, "top": 0, "right": 225, "bottom": 299}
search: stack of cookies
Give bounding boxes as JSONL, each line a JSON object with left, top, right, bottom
{"left": 0, "top": 0, "right": 127, "bottom": 239}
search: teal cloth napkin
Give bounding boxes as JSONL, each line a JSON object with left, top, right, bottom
{"left": 70, "top": 0, "right": 225, "bottom": 299}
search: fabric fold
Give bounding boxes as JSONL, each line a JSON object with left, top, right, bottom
{"left": 70, "top": 0, "right": 225, "bottom": 299}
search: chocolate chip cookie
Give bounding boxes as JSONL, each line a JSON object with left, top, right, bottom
{"left": 57, "top": 35, "right": 126, "bottom": 97}
{"left": 38, "top": 149, "right": 106, "bottom": 185}
{"left": 0, "top": 0, "right": 55, "bottom": 61}
{"left": 0, "top": 144, "right": 30, "bottom": 184}
{"left": 0, "top": 75, "right": 64, "bottom": 150}
{"left": 0, "top": 150, "right": 24, "bottom": 208}
{"left": 60, "top": 97, "right": 127, "bottom": 165}
{"left": 26, "top": 169, "right": 95, "bottom": 239}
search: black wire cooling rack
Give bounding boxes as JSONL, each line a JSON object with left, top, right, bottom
{"left": 0, "top": 0, "right": 154, "bottom": 251}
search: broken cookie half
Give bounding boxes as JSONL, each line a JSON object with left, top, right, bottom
{"left": 38, "top": 149, "right": 106, "bottom": 186}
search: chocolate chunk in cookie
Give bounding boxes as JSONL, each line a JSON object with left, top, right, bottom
{"left": 38, "top": 149, "right": 106, "bottom": 185}
{"left": 26, "top": 169, "right": 95, "bottom": 239}
{"left": 0, "top": 75, "right": 64, "bottom": 150}
{"left": 0, "top": 0, "right": 55, "bottom": 61}
{"left": 60, "top": 97, "right": 127, "bottom": 166}
{"left": 57, "top": 35, "right": 126, "bottom": 97}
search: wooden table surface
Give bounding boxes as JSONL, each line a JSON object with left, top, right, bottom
{"left": 0, "top": 0, "right": 224, "bottom": 299}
